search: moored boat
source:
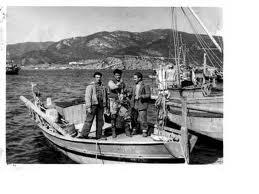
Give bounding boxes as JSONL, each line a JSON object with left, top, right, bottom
{"left": 152, "top": 7, "right": 223, "bottom": 141}
{"left": 20, "top": 93, "right": 189, "bottom": 164}
{"left": 6, "top": 59, "right": 20, "bottom": 75}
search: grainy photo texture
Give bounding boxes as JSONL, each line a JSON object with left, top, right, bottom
{"left": 6, "top": 7, "right": 223, "bottom": 164}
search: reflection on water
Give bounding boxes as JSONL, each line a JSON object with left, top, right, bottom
{"left": 6, "top": 69, "right": 222, "bottom": 164}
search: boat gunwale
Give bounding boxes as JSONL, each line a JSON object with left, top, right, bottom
{"left": 168, "top": 108, "right": 223, "bottom": 118}
{"left": 38, "top": 123, "right": 170, "bottom": 146}
{"left": 44, "top": 133, "right": 176, "bottom": 160}
{"left": 45, "top": 137, "right": 182, "bottom": 163}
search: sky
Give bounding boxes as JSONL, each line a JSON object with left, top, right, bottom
{"left": 6, "top": 7, "right": 222, "bottom": 44}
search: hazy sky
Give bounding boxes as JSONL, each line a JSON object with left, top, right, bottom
{"left": 7, "top": 7, "right": 222, "bottom": 44}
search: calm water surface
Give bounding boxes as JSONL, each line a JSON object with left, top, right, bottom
{"left": 6, "top": 69, "right": 223, "bottom": 164}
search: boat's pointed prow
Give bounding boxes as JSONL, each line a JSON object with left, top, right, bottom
{"left": 20, "top": 95, "right": 68, "bottom": 136}
{"left": 164, "top": 141, "right": 184, "bottom": 158}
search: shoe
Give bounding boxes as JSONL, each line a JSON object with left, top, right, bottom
{"left": 132, "top": 128, "right": 138, "bottom": 135}
{"left": 142, "top": 132, "right": 148, "bottom": 137}
{"left": 126, "top": 132, "right": 132, "bottom": 137}
{"left": 125, "top": 126, "right": 132, "bottom": 137}
{"left": 76, "top": 135, "right": 88, "bottom": 139}
{"left": 97, "top": 135, "right": 107, "bottom": 140}
{"left": 112, "top": 134, "right": 117, "bottom": 138}
{"left": 111, "top": 127, "right": 117, "bottom": 138}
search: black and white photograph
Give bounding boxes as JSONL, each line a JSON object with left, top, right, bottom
{"left": 5, "top": 6, "right": 223, "bottom": 164}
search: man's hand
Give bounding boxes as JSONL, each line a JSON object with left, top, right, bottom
{"left": 104, "top": 108, "right": 110, "bottom": 115}
{"left": 87, "top": 107, "right": 92, "bottom": 113}
{"left": 116, "top": 81, "right": 123, "bottom": 89}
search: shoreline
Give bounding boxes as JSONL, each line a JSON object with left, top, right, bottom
{"left": 21, "top": 67, "right": 154, "bottom": 70}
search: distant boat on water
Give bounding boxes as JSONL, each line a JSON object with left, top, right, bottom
{"left": 6, "top": 58, "right": 20, "bottom": 75}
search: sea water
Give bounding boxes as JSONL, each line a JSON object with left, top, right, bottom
{"left": 6, "top": 69, "right": 223, "bottom": 164}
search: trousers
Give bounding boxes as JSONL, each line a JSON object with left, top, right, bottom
{"left": 131, "top": 108, "right": 148, "bottom": 133}
{"left": 80, "top": 105, "right": 104, "bottom": 139}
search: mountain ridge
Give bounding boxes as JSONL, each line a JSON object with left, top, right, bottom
{"left": 7, "top": 29, "right": 223, "bottom": 68}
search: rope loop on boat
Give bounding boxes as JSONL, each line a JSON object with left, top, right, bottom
{"left": 95, "top": 141, "right": 98, "bottom": 162}
{"left": 201, "top": 83, "right": 212, "bottom": 96}
{"left": 155, "top": 93, "right": 168, "bottom": 132}
{"left": 95, "top": 140, "right": 104, "bottom": 164}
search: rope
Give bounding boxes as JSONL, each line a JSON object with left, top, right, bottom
{"left": 95, "top": 140, "right": 104, "bottom": 164}
{"left": 180, "top": 8, "right": 223, "bottom": 69}
{"left": 192, "top": 31, "right": 223, "bottom": 69}
{"left": 95, "top": 140, "right": 98, "bottom": 163}
{"left": 195, "top": 33, "right": 223, "bottom": 68}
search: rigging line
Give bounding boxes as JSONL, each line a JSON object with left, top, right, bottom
{"left": 195, "top": 32, "right": 223, "bottom": 67}
{"left": 188, "top": 53, "right": 200, "bottom": 66}
{"left": 183, "top": 8, "right": 223, "bottom": 67}
{"left": 196, "top": 36, "right": 218, "bottom": 69}
{"left": 169, "top": 7, "right": 174, "bottom": 60}
{"left": 198, "top": 36, "right": 223, "bottom": 68}
{"left": 187, "top": 49, "right": 199, "bottom": 64}
{"left": 175, "top": 10, "right": 181, "bottom": 66}
{"left": 186, "top": 51, "right": 191, "bottom": 64}
{"left": 188, "top": 7, "right": 222, "bottom": 53}
{"left": 181, "top": 7, "right": 222, "bottom": 67}
{"left": 170, "top": 8, "right": 176, "bottom": 62}
{"left": 194, "top": 31, "right": 218, "bottom": 68}
{"left": 174, "top": 12, "right": 179, "bottom": 68}
{"left": 193, "top": 32, "right": 218, "bottom": 68}
{"left": 171, "top": 7, "right": 178, "bottom": 67}
{"left": 172, "top": 7, "right": 181, "bottom": 86}
{"left": 180, "top": 7, "right": 215, "bottom": 67}
{"left": 180, "top": 34, "right": 184, "bottom": 65}
{"left": 173, "top": 8, "right": 178, "bottom": 62}
{"left": 181, "top": 8, "right": 222, "bottom": 68}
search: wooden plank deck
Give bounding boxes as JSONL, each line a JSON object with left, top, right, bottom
{"left": 75, "top": 122, "right": 156, "bottom": 143}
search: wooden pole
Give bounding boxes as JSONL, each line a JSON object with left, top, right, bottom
{"left": 20, "top": 96, "right": 67, "bottom": 136}
{"left": 181, "top": 97, "right": 190, "bottom": 164}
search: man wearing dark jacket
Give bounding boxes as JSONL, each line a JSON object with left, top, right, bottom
{"left": 131, "top": 72, "right": 151, "bottom": 137}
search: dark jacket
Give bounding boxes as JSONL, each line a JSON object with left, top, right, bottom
{"left": 132, "top": 82, "right": 151, "bottom": 110}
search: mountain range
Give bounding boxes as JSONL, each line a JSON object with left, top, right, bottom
{"left": 7, "top": 29, "right": 223, "bottom": 68}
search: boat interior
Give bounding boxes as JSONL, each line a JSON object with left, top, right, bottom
{"left": 54, "top": 100, "right": 163, "bottom": 143}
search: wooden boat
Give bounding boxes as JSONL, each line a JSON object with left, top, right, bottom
{"left": 166, "top": 96, "right": 223, "bottom": 141}
{"left": 20, "top": 95, "right": 189, "bottom": 164}
{"left": 153, "top": 7, "right": 223, "bottom": 141}
{"left": 6, "top": 59, "right": 20, "bottom": 75}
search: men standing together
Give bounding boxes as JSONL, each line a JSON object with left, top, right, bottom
{"left": 78, "top": 70, "right": 151, "bottom": 140}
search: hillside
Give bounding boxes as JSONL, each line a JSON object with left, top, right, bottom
{"left": 7, "top": 41, "right": 54, "bottom": 58}
{"left": 7, "top": 29, "right": 223, "bottom": 68}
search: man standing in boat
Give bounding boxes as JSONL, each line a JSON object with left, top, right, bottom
{"left": 131, "top": 72, "right": 151, "bottom": 137}
{"left": 108, "top": 69, "right": 132, "bottom": 138}
{"left": 77, "top": 72, "right": 109, "bottom": 140}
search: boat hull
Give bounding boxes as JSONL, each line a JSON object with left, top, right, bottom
{"left": 19, "top": 95, "right": 185, "bottom": 164}
{"left": 167, "top": 109, "right": 223, "bottom": 141}
{"left": 166, "top": 89, "right": 223, "bottom": 141}
{"left": 6, "top": 68, "right": 20, "bottom": 75}
{"left": 40, "top": 125, "right": 184, "bottom": 164}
